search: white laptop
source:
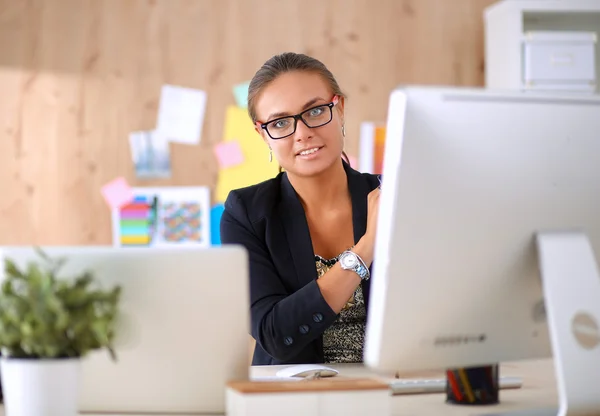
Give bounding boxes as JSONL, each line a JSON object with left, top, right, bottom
{"left": 0, "top": 246, "right": 250, "bottom": 415}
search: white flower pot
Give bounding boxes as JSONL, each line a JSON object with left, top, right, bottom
{"left": 0, "top": 357, "right": 81, "bottom": 416}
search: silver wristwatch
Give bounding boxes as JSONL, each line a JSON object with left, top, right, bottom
{"left": 339, "top": 250, "right": 370, "bottom": 281}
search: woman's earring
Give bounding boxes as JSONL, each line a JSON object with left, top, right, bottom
{"left": 342, "top": 125, "right": 346, "bottom": 137}
{"left": 269, "top": 149, "right": 273, "bottom": 163}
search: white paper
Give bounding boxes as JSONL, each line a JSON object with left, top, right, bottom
{"left": 129, "top": 130, "right": 172, "bottom": 179}
{"left": 156, "top": 84, "right": 207, "bottom": 145}
{"left": 359, "top": 121, "right": 375, "bottom": 173}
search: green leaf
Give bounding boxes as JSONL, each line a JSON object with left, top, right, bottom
{"left": 0, "top": 250, "right": 121, "bottom": 361}
{"left": 4, "top": 259, "right": 23, "bottom": 280}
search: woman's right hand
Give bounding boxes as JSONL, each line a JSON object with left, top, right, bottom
{"left": 353, "top": 187, "right": 381, "bottom": 266}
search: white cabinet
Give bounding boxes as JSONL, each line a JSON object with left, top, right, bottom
{"left": 484, "top": 0, "right": 600, "bottom": 94}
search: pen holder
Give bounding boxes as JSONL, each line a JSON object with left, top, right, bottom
{"left": 445, "top": 364, "right": 499, "bottom": 405}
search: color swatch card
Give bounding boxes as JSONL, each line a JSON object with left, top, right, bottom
{"left": 117, "top": 195, "right": 158, "bottom": 246}
{"left": 112, "top": 187, "right": 211, "bottom": 248}
{"left": 162, "top": 201, "right": 203, "bottom": 243}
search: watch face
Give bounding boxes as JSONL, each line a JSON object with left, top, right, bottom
{"left": 341, "top": 253, "right": 358, "bottom": 268}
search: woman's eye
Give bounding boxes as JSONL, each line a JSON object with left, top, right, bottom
{"left": 273, "top": 119, "right": 290, "bottom": 129}
{"left": 309, "top": 107, "right": 324, "bottom": 117}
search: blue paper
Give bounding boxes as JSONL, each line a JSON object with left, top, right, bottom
{"left": 232, "top": 81, "right": 250, "bottom": 109}
{"left": 210, "top": 204, "right": 225, "bottom": 245}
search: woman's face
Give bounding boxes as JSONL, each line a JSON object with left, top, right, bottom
{"left": 254, "top": 71, "right": 345, "bottom": 177}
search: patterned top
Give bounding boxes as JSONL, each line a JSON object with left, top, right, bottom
{"left": 315, "top": 253, "right": 366, "bottom": 364}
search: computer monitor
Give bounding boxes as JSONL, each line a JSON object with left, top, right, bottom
{"left": 363, "top": 86, "right": 600, "bottom": 413}
{"left": 0, "top": 246, "right": 249, "bottom": 415}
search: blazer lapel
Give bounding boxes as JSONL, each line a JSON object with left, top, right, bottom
{"left": 279, "top": 173, "right": 318, "bottom": 288}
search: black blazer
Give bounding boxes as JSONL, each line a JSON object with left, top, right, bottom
{"left": 220, "top": 161, "right": 380, "bottom": 365}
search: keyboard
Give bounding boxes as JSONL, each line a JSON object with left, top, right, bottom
{"left": 389, "top": 376, "right": 523, "bottom": 395}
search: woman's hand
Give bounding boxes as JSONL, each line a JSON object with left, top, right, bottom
{"left": 317, "top": 186, "right": 381, "bottom": 313}
{"left": 353, "top": 187, "right": 381, "bottom": 266}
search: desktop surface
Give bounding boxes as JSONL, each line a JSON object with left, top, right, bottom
{"left": 2, "top": 359, "right": 556, "bottom": 416}
{"left": 253, "top": 359, "right": 557, "bottom": 415}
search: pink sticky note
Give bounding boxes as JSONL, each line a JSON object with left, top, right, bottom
{"left": 214, "top": 141, "right": 244, "bottom": 168}
{"left": 101, "top": 177, "right": 134, "bottom": 209}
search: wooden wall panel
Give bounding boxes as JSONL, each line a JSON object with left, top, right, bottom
{"left": 0, "top": 0, "right": 497, "bottom": 245}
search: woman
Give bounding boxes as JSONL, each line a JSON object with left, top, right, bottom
{"left": 220, "top": 52, "right": 381, "bottom": 366}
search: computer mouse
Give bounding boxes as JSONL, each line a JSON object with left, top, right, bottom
{"left": 275, "top": 364, "right": 339, "bottom": 378}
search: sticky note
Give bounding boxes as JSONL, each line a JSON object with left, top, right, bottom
{"left": 156, "top": 84, "right": 207, "bottom": 145}
{"left": 210, "top": 204, "right": 225, "bottom": 245}
{"left": 214, "top": 141, "right": 244, "bottom": 169}
{"left": 232, "top": 81, "right": 250, "bottom": 109}
{"left": 214, "top": 106, "right": 279, "bottom": 203}
{"left": 101, "top": 177, "right": 134, "bottom": 209}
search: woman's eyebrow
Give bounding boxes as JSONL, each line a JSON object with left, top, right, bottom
{"left": 266, "top": 97, "right": 324, "bottom": 121}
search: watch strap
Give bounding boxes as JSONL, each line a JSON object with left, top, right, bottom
{"left": 341, "top": 250, "right": 370, "bottom": 281}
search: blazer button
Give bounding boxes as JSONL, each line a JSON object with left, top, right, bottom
{"left": 299, "top": 324, "right": 310, "bottom": 334}
{"left": 313, "top": 313, "right": 323, "bottom": 323}
{"left": 284, "top": 336, "right": 294, "bottom": 346}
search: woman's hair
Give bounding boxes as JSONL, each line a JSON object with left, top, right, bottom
{"left": 247, "top": 52, "right": 351, "bottom": 167}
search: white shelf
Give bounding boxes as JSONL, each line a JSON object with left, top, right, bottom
{"left": 484, "top": 0, "right": 600, "bottom": 94}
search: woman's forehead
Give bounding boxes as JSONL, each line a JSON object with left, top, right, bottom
{"left": 256, "top": 72, "right": 331, "bottom": 119}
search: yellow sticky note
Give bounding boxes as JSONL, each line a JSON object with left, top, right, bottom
{"left": 215, "top": 106, "right": 279, "bottom": 203}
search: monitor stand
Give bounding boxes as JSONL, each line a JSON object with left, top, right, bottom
{"left": 480, "top": 231, "right": 600, "bottom": 416}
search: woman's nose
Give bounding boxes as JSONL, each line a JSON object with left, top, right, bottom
{"left": 294, "top": 119, "right": 313, "bottom": 141}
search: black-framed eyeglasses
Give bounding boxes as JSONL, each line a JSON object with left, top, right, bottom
{"left": 258, "top": 96, "right": 339, "bottom": 140}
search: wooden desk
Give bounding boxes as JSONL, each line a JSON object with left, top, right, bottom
{"left": 252, "top": 358, "right": 558, "bottom": 415}
{"left": 0, "top": 359, "right": 558, "bottom": 416}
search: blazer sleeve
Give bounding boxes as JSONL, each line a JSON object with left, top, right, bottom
{"left": 220, "top": 191, "right": 337, "bottom": 362}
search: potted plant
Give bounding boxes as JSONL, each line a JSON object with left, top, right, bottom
{"left": 0, "top": 248, "right": 121, "bottom": 416}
